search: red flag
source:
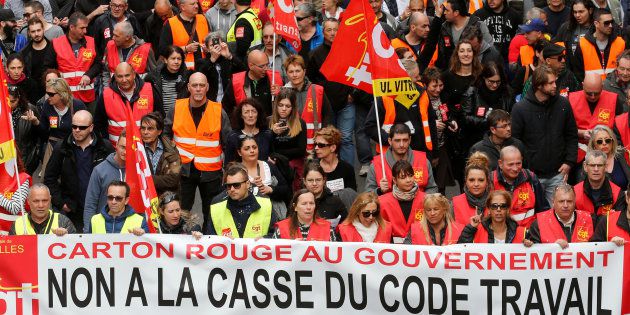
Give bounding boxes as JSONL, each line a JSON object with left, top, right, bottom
{"left": 320, "top": 0, "right": 418, "bottom": 107}
{"left": 124, "top": 104, "right": 159, "bottom": 233}
{"left": 270, "top": 0, "right": 301, "bottom": 51}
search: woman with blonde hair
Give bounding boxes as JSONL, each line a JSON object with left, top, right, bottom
{"left": 406, "top": 193, "right": 463, "bottom": 245}
{"left": 337, "top": 192, "right": 392, "bottom": 243}
{"left": 457, "top": 190, "right": 527, "bottom": 244}
{"left": 452, "top": 151, "right": 491, "bottom": 225}
{"left": 586, "top": 124, "right": 630, "bottom": 187}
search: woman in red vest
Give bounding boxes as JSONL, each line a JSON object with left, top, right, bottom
{"left": 407, "top": 193, "right": 463, "bottom": 245}
{"left": 337, "top": 192, "right": 392, "bottom": 243}
{"left": 272, "top": 189, "right": 335, "bottom": 241}
{"left": 452, "top": 152, "right": 491, "bottom": 225}
{"left": 457, "top": 190, "right": 527, "bottom": 243}
{"left": 587, "top": 125, "right": 630, "bottom": 188}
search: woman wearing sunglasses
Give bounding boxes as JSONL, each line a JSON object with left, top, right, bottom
{"left": 313, "top": 126, "right": 356, "bottom": 192}
{"left": 458, "top": 190, "right": 526, "bottom": 244}
{"left": 337, "top": 192, "right": 392, "bottom": 243}
{"left": 585, "top": 124, "right": 630, "bottom": 188}
{"left": 157, "top": 192, "right": 202, "bottom": 238}
{"left": 273, "top": 189, "right": 336, "bottom": 241}
{"left": 406, "top": 193, "right": 463, "bottom": 245}
{"left": 452, "top": 152, "right": 491, "bottom": 225}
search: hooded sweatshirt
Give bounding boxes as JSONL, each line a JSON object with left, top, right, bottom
{"left": 83, "top": 153, "right": 125, "bottom": 232}
{"left": 90, "top": 205, "right": 149, "bottom": 234}
{"left": 205, "top": 3, "right": 237, "bottom": 39}
{"left": 473, "top": 2, "right": 522, "bottom": 60}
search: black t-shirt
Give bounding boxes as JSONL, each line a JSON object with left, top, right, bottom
{"left": 399, "top": 199, "right": 413, "bottom": 222}
{"left": 324, "top": 159, "right": 357, "bottom": 191}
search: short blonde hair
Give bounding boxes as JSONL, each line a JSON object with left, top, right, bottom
{"left": 418, "top": 193, "right": 456, "bottom": 245}
{"left": 588, "top": 124, "right": 620, "bottom": 158}
{"left": 46, "top": 78, "right": 73, "bottom": 107}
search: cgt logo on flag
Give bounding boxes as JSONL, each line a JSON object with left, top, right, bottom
{"left": 0, "top": 236, "right": 39, "bottom": 315}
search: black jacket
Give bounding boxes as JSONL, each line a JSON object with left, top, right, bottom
{"left": 144, "top": 62, "right": 191, "bottom": 113}
{"left": 457, "top": 218, "right": 521, "bottom": 243}
{"left": 43, "top": 133, "right": 114, "bottom": 213}
{"left": 195, "top": 55, "right": 233, "bottom": 103}
{"left": 473, "top": 3, "right": 522, "bottom": 59}
{"left": 511, "top": 88, "right": 578, "bottom": 177}
{"left": 469, "top": 132, "right": 527, "bottom": 171}
{"left": 13, "top": 104, "right": 41, "bottom": 174}
{"left": 591, "top": 209, "right": 630, "bottom": 241}
{"left": 19, "top": 38, "right": 57, "bottom": 89}
{"left": 315, "top": 188, "right": 348, "bottom": 223}
{"left": 88, "top": 11, "right": 144, "bottom": 54}
{"left": 462, "top": 86, "right": 514, "bottom": 145}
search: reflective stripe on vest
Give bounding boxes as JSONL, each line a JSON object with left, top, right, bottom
{"left": 337, "top": 222, "right": 392, "bottom": 243}
{"left": 574, "top": 180, "right": 620, "bottom": 216}
{"left": 172, "top": 98, "right": 223, "bottom": 171}
{"left": 104, "top": 83, "right": 155, "bottom": 144}
{"left": 492, "top": 170, "right": 537, "bottom": 227}
{"left": 226, "top": 9, "right": 263, "bottom": 47}
{"left": 378, "top": 191, "right": 425, "bottom": 240}
{"left": 52, "top": 36, "right": 97, "bottom": 102}
{"left": 377, "top": 96, "right": 397, "bottom": 153}
{"left": 210, "top": 197, "right": 272, "bottom": 238}
{"left": 91, "top": 213, "right": 144, "bottom": 234}
{"left": 300, "top": 84, "right": 324, "bottom": 151}
{"left": 275, "top": 217, "right": 331, "bottom": 240}
{"left": 379, "top": 94, "right": 432, "bottom": 152}
{"left": 410, "top": 221, "right": 463, "bottom": 245}
{"left": 373, "top": 150, "right": 429, "bottom": 191}
{"left": 105, "top": 40, "right": 152, "bottom": 74}
{"left": 580, "top": 36, "right": 626, "bottom": 80}
{"left": 536, "top": 209, "right": 593, "bottom": 242}
{"left": 14, "top": 210, "right": 59, "bottom": 235}
{"left": 469, "top": 0, "right": 483, "bottom": 13}
{"left": 168, "top": 14, "right": 208, "bottom": 70}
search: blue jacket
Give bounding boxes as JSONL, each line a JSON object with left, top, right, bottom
{"left": 89, "top": 205, "right": 149, "bottom": 234}
{"left": 287, "top": 23, "right": 324, "bottom": 54}
{"left": 83, "top": 153, "right": 125, "bottom": 232}
{"left": 0, "top": 33, "right": 27, "bottom": 58}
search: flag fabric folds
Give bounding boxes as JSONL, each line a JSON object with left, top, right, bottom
{"left": 270, "top": 0, "right": 301, "bottom": 51}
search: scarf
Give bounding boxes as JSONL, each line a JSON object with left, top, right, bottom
{"left": 464, "top": 186, "right": 488, "bottom": 215}
{"left": 352, "top": 219, "right": 378, "bottom": 242}
{"left": 7, "top": 73, "right": 25, "bottom": 85}
{"left": 392, "top": 183, "right": 418, "bottom": 201}
{"left": 478, "top": 85, "right": 502, "bottom": 107}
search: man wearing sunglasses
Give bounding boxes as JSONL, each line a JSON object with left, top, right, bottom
{"left": 573, "top": 150, "right": 624, "bottom": 218}
{"left": 207, "top": 163, "right": 276, "bottom": 238}
{"left": 89, "top": 180, "right": 149, "bottom": 234}
{"left": 44, "top": 110, "right": 113, "bottom": 232}
{"left": 573, "top": 8, "right": 626, "bottom": 82}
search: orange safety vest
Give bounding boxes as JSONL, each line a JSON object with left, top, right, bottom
{"left": 580, "top": 36, "right": 626, "bottom": 80}
{"left": 615, "top": 113, "right": 630, "bottom": 164}
{"left": 105, "top": 40, "right": 152, "bottom": 75}
{"left": 492, "top": 170, "right": 537, "bottom": 228}
{"left": 409, "top": 221, "right": 463, "bottom": 245}
{"left": 168, "top": 14, "right": 209, "bottom": 69}
{"left": 103, "top": 83, "right": 155, "bottom": 144}
{"left": 0, "top": 172, "right": 30, "bottom": 233}
{"left": 378, "top": 93, "right": 433, "bottom": 152}
{"left": 392, "top": 37, "right": 437, "bottom": 66}
{"left": 373, "top": 150, "right": 429, "bottom": 191}
{"left": 231, "top": 70, "right": 283, "bottom": 104}
{"left": 337, "top": 221, "right": 392, "bottom": 243}
{"left": 299, "top": 84, "right": 324, "bottom": 151}
{"left": 378, "top": 191, "right": 426, "bottom": 242}
{"left": 573, "top": 180, "right": 620, "bottom": 216}
{"left": 275, "top": 217, "right": 331, "bottom": 240}
{"left": 605, "top": 210, "right": 630, "bottom": 240}
{"left": 473, "top": 223, "right": 526, "bottom": 243}
{"left": 569, "top": 90, "right": 617, "bottom": 162}
{"left": 536, "top": 209, "right": 593, "bottom": 243}
{"left": 172, "top": 98, "right": 223, "bottom": 171}
{"left": 468, "top": 0, "right": 483, "bottom": 14}
{"left": 519, "top": 45, "right": 535, "bottom": 67}
{"left": 52, "top": 35, "right": 97, "bottom": 103}
{"left": 199, "top": 0, "right": 215, "bottom": 13}
{"left": 452, "top": 193, "right": 487, "bottom": 225}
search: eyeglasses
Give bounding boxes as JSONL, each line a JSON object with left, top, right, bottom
{"left": 587, "top": 163, "right": 605, "bottom": 168}
{"left": 110, "top": 3, "right": 126, "bottom": 9}
{"left": 485, "top": 78, "right": 501, "bottom": 86}
{"left": 224, "top": 180, "right": 248, "bottom": 190}
{"left": 361, "top": 210, "right": 380, "bottom": 218}
{"left": 596, "top": 138, "right": 613, "bottom": 145}
{"left": 296, "top": 16, "right": 310, "bottom": 21}
{"left": 46, "top": 92, "right": 58, "bottom": 97}
{"left": 71, "top": 124, "right": 90, "bottom": 130}
{"left": 107, "top": 195, "right": 125, "bottom": 202}
{"left": 489, "top": 203, "right": 509, "bottom": 210}
{"left": 585, "top": 91, "right": 601, "bottom": 96}
{"left": 602, "top": 19, "right": 614, "bottom": 27}
{"left": 305, "top": 178, "right": 324, "bottom": 184}
{"left": 314, "top": 142, "right": 332, "bottom": 148}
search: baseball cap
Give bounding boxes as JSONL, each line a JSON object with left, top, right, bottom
{"left": 519, "top": 18, "right": 546, "bottom": 33}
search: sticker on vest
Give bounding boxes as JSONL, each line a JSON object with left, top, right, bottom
{"left": 476, "top": 107, "right": 486, "bottom": 117}
{"left": 600, "top": 203, "right": 613, "bottom": 215}
{"left": 326, "top": 178, "right": 345, "bottom": 192}
{"left": 221, "top": 228, "right": 233, "bottom": 237}
{"left": 104, "top": 27, "right": 111, "bottom": 39}
{"left": 49, "top": 116, "right": 58, "bottom": 128}
{"left": 443, "top": 36, "right": 451, "bottom": 47}
{"left": 576, "top": 225, "right": 590, "bottom": 241}
{"left": 137, "top": 97, "right": 149, "bottom": 109}
{"left": 559, "top": 88, "right": 568, "bottom": 98}
{"left": 82, "top": 49, "right": 94, "bottom": 62}
{"left": 597, "top": 109, "right": 611, "bottom": 123}
{"left": 236, "top": 27, "right": 245, "bottom": 38}
{"left": 130, "top": 53, "right": 143, "bottom": 68}
{"left": 404, "top": 121, "right": 416, "bottom": 134}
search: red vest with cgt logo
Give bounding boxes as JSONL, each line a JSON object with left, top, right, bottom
{"left": 536, "top": 209, "right": 593, "bottom": 243}
{"left": 373, "top": 150, "right": 429, "bottom": 192}
{"left": 492, "top": 170, "right": 537, "bottom": 228}
{"left": 378, "top": 191, "right": 425, "bottom": 243}
{"left": 105, "top": 40, "right": 152, "bottom": 75}
{"left": 573, "top": 180, "right": 620, "bottom": 216}
{"left": 52, "top": 35, "right": 97, "bottom": 102}
{"left": 569, "top": 90, "right": 617, "bottom": 162}
{"left": 103, "top": 83, "right": 154, "bottom": 144}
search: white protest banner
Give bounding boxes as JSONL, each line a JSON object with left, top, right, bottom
{"left": 0, "top": 235, "right": 627, "bottom": 314}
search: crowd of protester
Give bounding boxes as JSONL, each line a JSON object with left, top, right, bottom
{"left": 0, "top": 0, "right": 628, "bottom": 246}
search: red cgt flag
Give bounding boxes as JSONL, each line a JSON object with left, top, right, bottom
{"left": 320, "top": 0, "right": 418, "bottom": 107}
{"left": 270, "top": 0, "right": 301, "bottom": 51}
{"left": 124, "top": 103, "right": 159, "bottom": 233}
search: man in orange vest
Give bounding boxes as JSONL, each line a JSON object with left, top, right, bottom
{"left": 159, "top": 0, "right": 210, "bottom": 70}
{"left": 365, "top": 123, "right": 438, "bottom": 195}
{"left": 524, "top": 184, "right": 595, "bottom": 248}
{"left": 94, "top": 62, "right": 161, "bottom": 144}
{"left": 52, "top": 12, "right": 100, "bottom": 112}
{"left": 569, "top": 73, "right": 623, "bottom": 163}
{"left": 492, "top": 146, "right": 549, "bottom": 227}
{"left": 574, "top": 8, "right": 627, "bottom": 82}
{"left": 102, "top": 21, "right": 156, "bottom": 87}
{"left": 164, "top": 72, "right": 231, "bottom": 229}
{"left": 391, "top": 11, "right": 440, "bottom": 71}
{"left": 574, "top": 150, "right": 624, "bottom": 217}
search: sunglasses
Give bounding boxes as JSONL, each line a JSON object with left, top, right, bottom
{"left": 46, "top": 92, "right": 58, "bottom": 97}
{"left": 361, "top": 210, "right": 380, "bottom": 218}
{"left": 72, "top": 124, "right": 90, "bottom": 130}
{"left": 596, "top": 138, "right": 613, "bottom": 145}
{"left": 160, "top": 193, "right": 178, "bottom": 207}
{"left": 296, "top": 16, "right": 310, "bottom": 21}
{"left": 602, "top": 20, "right": 614, "bottom": 26}
{"left": 489, "top": 203, "right": 509, "bottom": 210}
{"left": 107, "top": 195, "right": 125, "bottom": 202}
{"left": 314, "top": 142, "right": 331, "bottom": 148}
{"left": 224, "top": 180, "right": 248, "bottom": 190}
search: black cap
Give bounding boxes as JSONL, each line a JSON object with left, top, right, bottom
{"left": 543, "top": 43, "right": 565, "bottom": 59}
{"left": 0, "top": 9, "right": 16, "bottom": 22}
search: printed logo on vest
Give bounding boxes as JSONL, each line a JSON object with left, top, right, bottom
{"left": 600, "top": 203, "right": 613, "bottom": 215}
{"left": 221, "top": 228, "right": 233, "bottom": 237}
{"left": 137, "top": 97, "right": 149, "bottom": 109}
{"left": 414, "top": 209, "right": 423, "bottom": 221}
{"left": 518, "top": 190, "right": 529, "bottom": 206}
{"left": 130, "top": 54, "right": 143, "bottom": 68}
{"left": 251, "top": 224, "right": 261, "bottom": 233}
{"left": 307, "top": 99, "right": 313, "bottom": 112}
{"left": 82, "top": 50, "right": 94, "bottom": 61}
{"left": 577, "top": 226, "right": 590, "bottom": 241}
{"left": 597, "top": 109, "right": 611, "bottom": 123}
{"left": 201, "top": 0, "right": 211, "bottom": 9}
{"left": 413, "top": 168, "right": 423, "bottom": 182}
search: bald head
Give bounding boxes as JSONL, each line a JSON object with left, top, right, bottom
{"left": 410, "top": 12, "right": 430, "bottom": 39}
{"left": 499, "top": 145, "right": 522, "bottom": 160}
{"left": 114, "top": 62, "right": 136, "bottom": 92}
{"left": 154, "top": 0, "right": 174, "bottom": 20}
{"left": 583, "top": 73, "right": 603, "bottom": 102}
{"left": 188, "top": 72, "right": 209, "bottom": 106}
{"left": 247, "top": 50, "right": 269, "bottom": 79}
{"left": 73, "top": 110, "right": 93, "bottom": 125}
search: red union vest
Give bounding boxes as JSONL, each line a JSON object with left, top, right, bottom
{"left": 231, "top": 70, "right": 283, "bottom": 105}
{"left": 275, "top": 217, "right": 331, "bottom": 241}
{"left": 580, "top": 36, "right": 626, "bottom": 80}
{"left": 378, "top": 191, "right": 426, "bottom": 242}
{"left": 569, "top": 90, "right": 617, "bottom": 162}
{"left": 0, "top": 172, "right": 31, "bottom": 234}
{"left": 615, "top": 113, "right": 630, "bottom": 164}
{"left": 452, "top": 193, "right": 487, "bottom": 225}
{"left": 52, "top": 35, "right": 97, "bottom": 102}
{"left": 168, "top": 14, "right": 208, "bottom": 69}
{"left": 473, "top": 223, "right": 526, "bottom": 243}
{"left": 492, "top": 170, "right": 537, "bottom": 227}
{"left": 103, "top": 83, "right": 154, "bottom": 144}
{"left": 105, "top": 40, "right": 152, "bottom": 75}
{"left": 373, "top": 150, "right": 429, "bottom": 191}
{"left": 573, "top": 180, "right": 620, "bottom": 216}
{"left": 410, "top": 221, "right": 463, "bottom": 245}
{"left": 337, "top": 221, "right": 392, "bottom": 243}
{"left": 606, "top": 210, "right": 630, "bottom": 240}
{"left": 298, "top": 84, "right": 324, "bottom": 151}
{"left": 536, "top": 209, "right": 593, "bottom": 243}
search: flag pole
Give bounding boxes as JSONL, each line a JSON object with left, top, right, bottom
{"left": 372, "top": 94, "right": 387, "bottom": 180}
{"left": 271, "top": 32, "right": 277, "bottom": 102}
{"left": 6, "top": 111, "right": 27, "bottom": 233}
